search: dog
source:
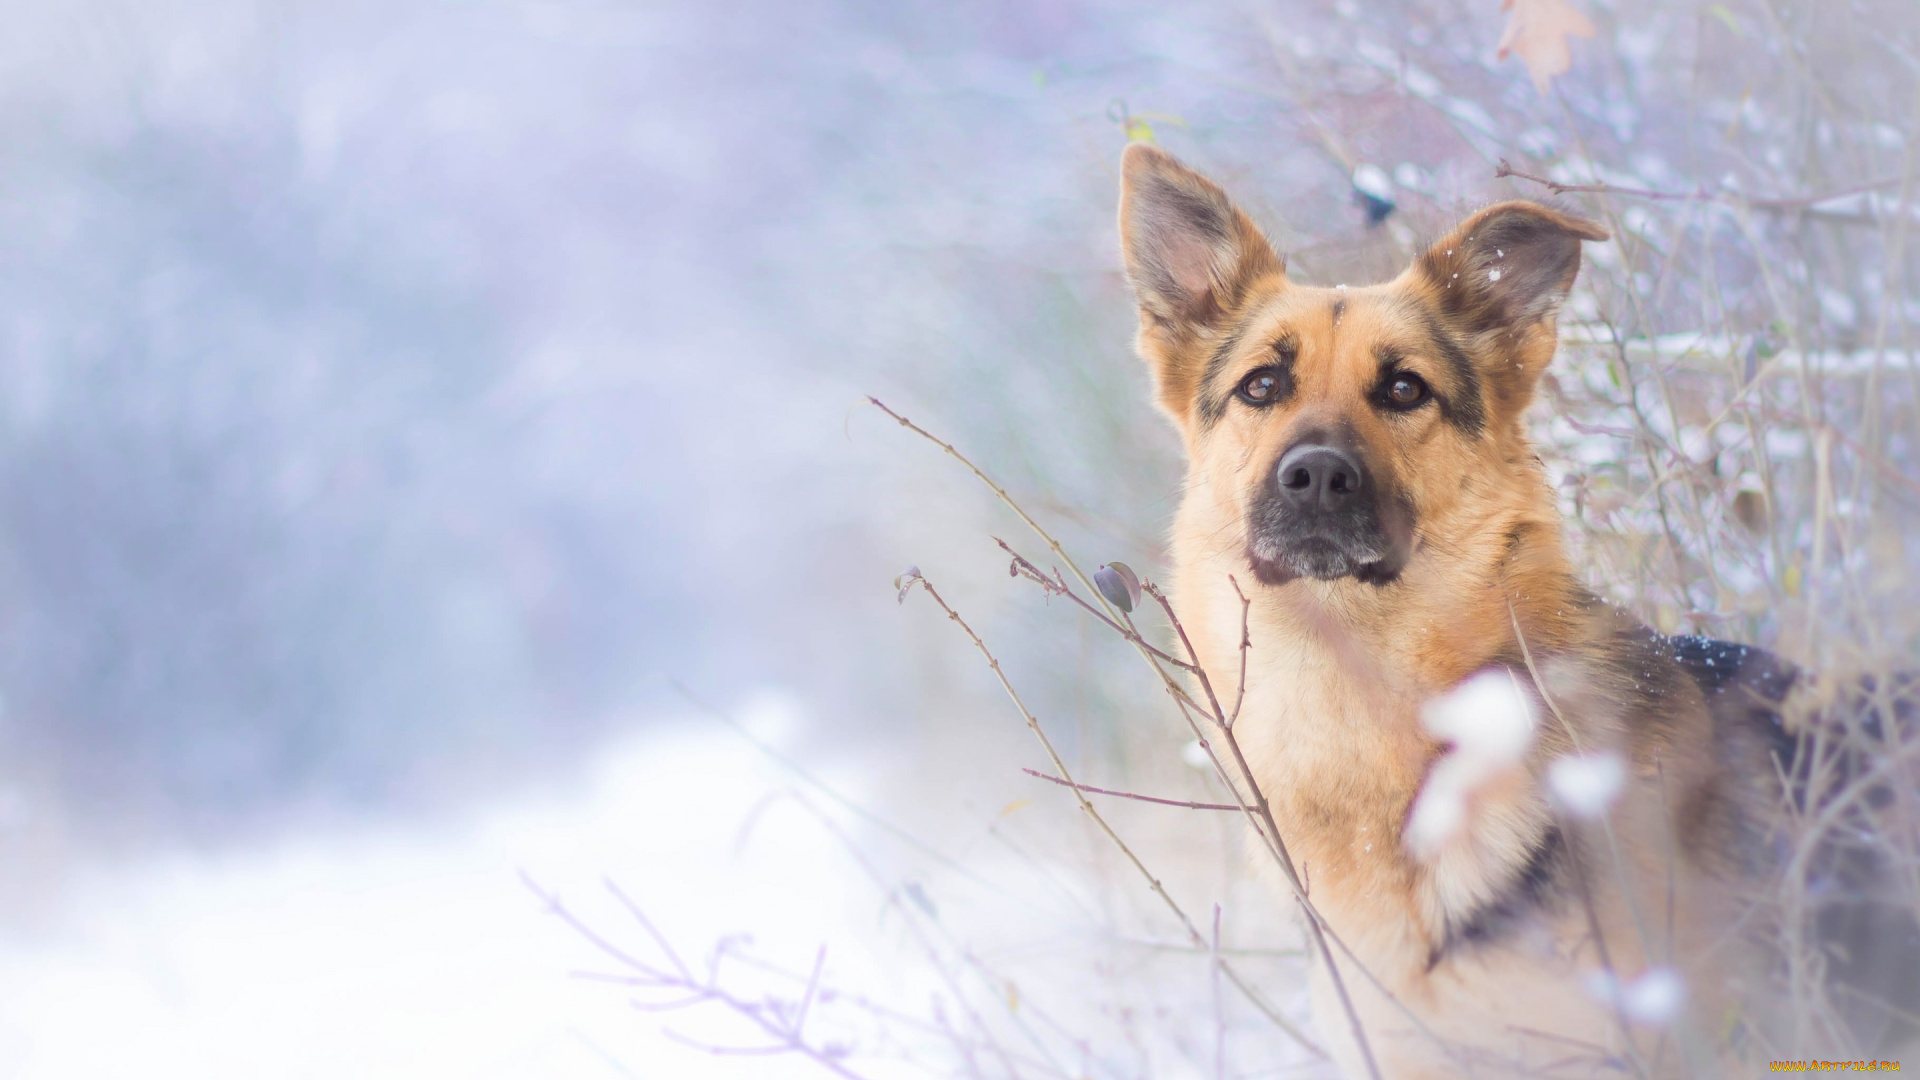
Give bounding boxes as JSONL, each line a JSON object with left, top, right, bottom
{"left": 1114, "top": 143, "right": 1916, "bottom": 1077}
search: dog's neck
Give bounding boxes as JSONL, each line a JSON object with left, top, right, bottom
{"left": 1169, "top": 455, "right": 1586, "bottom": 967}
{"left": 1177, "top": 449, "right": 1583, "bottom": 693}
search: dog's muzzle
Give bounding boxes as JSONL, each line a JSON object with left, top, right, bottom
{"left": 1245, "top": 438, "right": 1412, "bottom": 586}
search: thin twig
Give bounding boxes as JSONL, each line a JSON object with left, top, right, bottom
{"left": 1495, "top": 158, "right": 1909, "bottom": 211}
{"left": 996, "top": 538, "right": 1197, "bottom": 671}
{"left": 1558, "top": 811, "right": 1645, "bottom": 1077}
{"left": 1143, "top": 581, "right": 1389, "bottom": 1080}
{"left": 522, "top": 874, "right": 873, "bottom": 1080}
{"left": 1212, "top": 904, "right": 1228, "bottom": 1080}
{"left": 785, "top": 792, "right": 1056, "bottom": 1078}
{"left": 1227, "top": 575, "right": 1252, "bottom": 730}
{"left": 1502, "top": 598, "right": 1656, "bottom": 1078}
{"left": 1021, "top": 767, "right": 1243, "bottom": 811}
{"left": 870, "top": 398, "right": 1119, "bottom": 622}
{"left": 1497, "top": 158, "right": 1711, "bottom": 201}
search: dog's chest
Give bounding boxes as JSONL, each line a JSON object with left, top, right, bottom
{"left": 1219, "top": 613, "right": 1435, "bottom": 929}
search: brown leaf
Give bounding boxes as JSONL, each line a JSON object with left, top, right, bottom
{"left": 1731, "top": 489, "right": 1769, "bottom": 535}
{"left": 1498, "top": 0, "right": 1597, "bottom": 94}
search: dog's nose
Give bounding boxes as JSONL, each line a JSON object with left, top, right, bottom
{"left": 1276, "top": 444, "right": 1365, "bottom": 507}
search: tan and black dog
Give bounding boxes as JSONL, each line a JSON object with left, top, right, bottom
{"left": 1115, "top": 143, "right": 1912, "bottom": 1077}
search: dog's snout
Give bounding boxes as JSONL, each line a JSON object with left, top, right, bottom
{"left": 1276, "top": 444, "right": 1365, "bottom": 507}
{"left": 1249, "top": 435, "right": 1407, "bottom": 585}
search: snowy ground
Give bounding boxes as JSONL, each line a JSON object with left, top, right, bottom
{"left": 0, "top": 710, "right": 885, "bottom": 1079}
{"left": 0, "top": 694, "right": 1308, "bottom": 1080}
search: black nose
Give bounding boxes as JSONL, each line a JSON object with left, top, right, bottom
{"left": 1276, "top": 444, "right": 1365, "bottom": 507}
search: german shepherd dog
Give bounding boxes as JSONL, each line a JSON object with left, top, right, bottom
{"left": 1115, "top": 144, "right": 1916, "bottom": 1077}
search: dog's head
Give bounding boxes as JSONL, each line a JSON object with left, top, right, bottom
{"left": 1118, "top": 145, "right": 1605, "bottom": 588}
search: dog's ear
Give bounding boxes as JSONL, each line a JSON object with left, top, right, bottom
{"left": 1119, "top": 144, "right": 1284, "bottom": 420}
{"left": 1410, "top": 202, "right": 1607, "bottom": 416}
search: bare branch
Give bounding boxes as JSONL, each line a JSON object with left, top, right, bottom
{"left": 1494, "top": 158, "right": 1909, "bottom": 211}
{"left": 898, "top": 567, "right": 1327, "bottom": 1059}
{"left": 522, "top": 872, "right": 876, "bottom": 1080}
{"left": 1143, "top": 580, "right": 1388, "bottom": 1080}
{"left": 1227, "top": 575, "right": 1252, "bottom": 731}
{"left": 995, "top": 538, "right": 1196, "bottom": 671}
{"left": 1020, "top": 767, "right": 1242, "bottom": 811}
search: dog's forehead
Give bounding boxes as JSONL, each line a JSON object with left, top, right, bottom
{"left": 1239, "top": 284, "right": 1417, "bottom": 365}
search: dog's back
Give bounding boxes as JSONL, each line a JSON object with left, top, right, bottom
{"left": 1676, "top": 637, "right": 1920, "bottom": 1054}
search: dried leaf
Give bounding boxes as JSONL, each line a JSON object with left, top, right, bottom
{"left": 894, "top": 565, "right": 923, "bottom": 604}
{"left": 1497, "top": 0, "right": 1596, "bottom": 94}
{"left": 1731, "top": 489, "right": 1769, "bottom": 535}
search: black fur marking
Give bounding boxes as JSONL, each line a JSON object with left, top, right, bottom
{"left": 1350, "top": 559, "right": 1404, "bottom": 586}
{"left": 1429, "top": 825, "right": 1565, "bottom": 969}
{"left": 1200, "top": 331, "right": 1294, "bottom": 428}
{"left": 1330, "top": 298, "right": 1347, "bottom": 326}
{"left": 1197, "top": 317, "right": 1253, "bottom": 427}
{"left": 1666, "top": 635, "right": 1796, "bottom": 702}
{"left": 1372, "top": 346, "right": 1403, "bottom": 379}
{"left": 1664, "top": 634, "right": 1800, "bottom": 785}
{"left": 1411, "top": 305, "right": 1486, "bottom": 436}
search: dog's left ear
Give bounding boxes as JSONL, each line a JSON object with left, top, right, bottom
{"left": 1411, "top": 202, "right": 1608, "bottom": 415}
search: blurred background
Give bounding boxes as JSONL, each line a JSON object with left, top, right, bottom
{"left": 0, "top": 0, "right": 1913, "bottom": 1076}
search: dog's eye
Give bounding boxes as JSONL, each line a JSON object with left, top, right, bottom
{"left": 1236, "top": 367, "right": 1287, "bottom": 406}
{"left": 1383, "top": 373, "right": 1430, "bottom": 410}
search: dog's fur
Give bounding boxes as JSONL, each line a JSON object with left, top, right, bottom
{"left": 1114, "top": 144, "right": 1840, "bottom": 1077}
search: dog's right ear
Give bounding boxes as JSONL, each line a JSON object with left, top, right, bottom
{"left": 1119, "top": 144, "right": 1284, "bottom": 420}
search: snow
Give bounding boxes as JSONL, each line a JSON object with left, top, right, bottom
{"left": 0, "top": 725, "right": 881, "bottom": 1080}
